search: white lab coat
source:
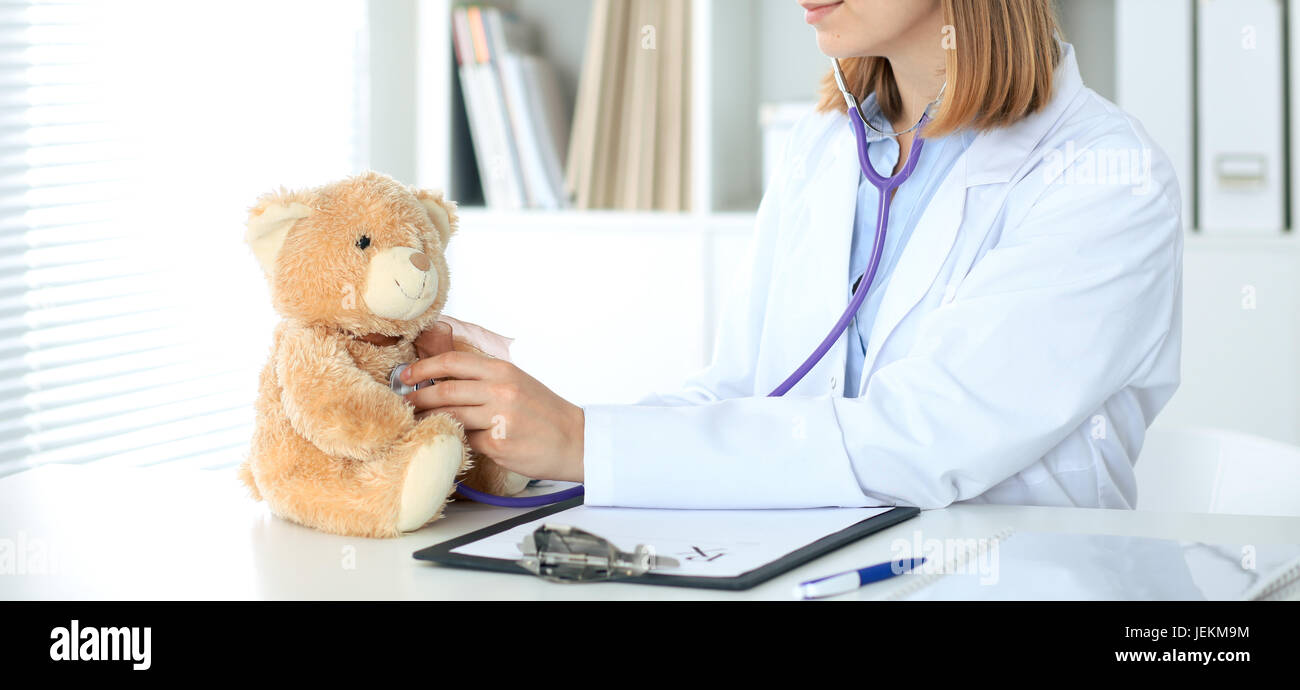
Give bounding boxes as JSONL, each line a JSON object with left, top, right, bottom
{"left": 581, "top": 42, "right": 1183, "bottom": 510}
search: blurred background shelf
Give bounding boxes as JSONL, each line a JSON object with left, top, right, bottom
{"left": 455, "top": 206, "right": 757, "bottom": 231}
{"left": 409, "top": 0, "right": 833, "bottom": 214}
{"left": 397, "top": 0, "right": 1130, "bottom": 217}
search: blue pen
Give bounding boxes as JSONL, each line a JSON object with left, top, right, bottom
{"left": 796, "top": 558, "right": 927, "bottom": 600}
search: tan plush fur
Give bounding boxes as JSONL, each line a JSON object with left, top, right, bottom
{"left": 239, "top": 171, "right": 526, "bottom": 538}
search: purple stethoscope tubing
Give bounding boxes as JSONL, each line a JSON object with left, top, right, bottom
{"left": 461, "top": 83, "right": 933, "bottom": 508}
{"left": 767, "top": 109, "right": 929, "bottom": 396}
{"left": 454, "top": 480, "right": 585, "bottom": 508}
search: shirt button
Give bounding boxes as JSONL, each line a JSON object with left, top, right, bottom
{"left": 830, "top": 376, "right": 839, "bottom": 390}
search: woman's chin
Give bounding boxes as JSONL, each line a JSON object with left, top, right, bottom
{"left": 816, "top": 41, "right": 878, "bottom": 62}
{"left": 814, "top": 33, "right": 882, "bottom": 61}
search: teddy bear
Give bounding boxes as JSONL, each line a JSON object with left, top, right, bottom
{"left": 239, "top": 170, "right": 530, "bottom": 538}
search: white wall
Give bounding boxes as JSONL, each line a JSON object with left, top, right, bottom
{"left": 443, "top": 211, "right": 754, "bottom": 406}
{"left": 1157, "top": 239, "right": 1300, "bottom": 444}
{"left": 1058, "top": 0, "right": 1116, "bottom": 101}
{"left": 757, "top": 0, "right": 828, "bottom": 103}
{"left": 368, "top": 0, "right": 418, "bottom": 184}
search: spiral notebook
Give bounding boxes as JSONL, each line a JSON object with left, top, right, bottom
{"left": 870, "top": 529, "right": 1300, "bottom": 601}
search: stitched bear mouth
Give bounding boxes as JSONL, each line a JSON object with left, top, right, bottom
{"left": 394, "top": 275, "right": 427, "bottom": 301}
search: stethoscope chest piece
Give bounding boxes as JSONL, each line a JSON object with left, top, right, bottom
{"left": 389, "top": 362, "right": 435, "bottom": 396}
{"left": 517, "top": 523, "right": 679, "bottom": 583}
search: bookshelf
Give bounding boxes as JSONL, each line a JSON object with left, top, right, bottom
{"left": 402, "top": 0, "right": 1138, "bottom": 217}
{"left": 411, "top": 0, "right": 829, "bottom": 216}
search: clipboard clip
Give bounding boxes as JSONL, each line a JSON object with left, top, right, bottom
{"left": 517, "top": 523, "right": 679, "bottom": 583}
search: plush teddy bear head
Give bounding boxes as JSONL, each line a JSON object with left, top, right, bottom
{"left": 244, "top": 171, "right": 457, "bottom": 338}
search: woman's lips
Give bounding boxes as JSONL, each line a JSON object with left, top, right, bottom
{"left": 803, "top": 1, "right": 842, "bottom": 25}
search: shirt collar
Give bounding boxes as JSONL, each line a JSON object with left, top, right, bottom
{"left": 856, "top": 92, "right": 895, "bottom": 143}
{"left": 858, "top": 90, "right": 968, "bottom": 147}
{"left": 857, "top": 90, "right": 970, "bottom": 177}
{"left": 843, "top": 38, "right": 1085, "bottom": 187}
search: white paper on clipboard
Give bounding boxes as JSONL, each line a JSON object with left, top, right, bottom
{"left": 450, "top": 505, "right": 892, "bottom": 578}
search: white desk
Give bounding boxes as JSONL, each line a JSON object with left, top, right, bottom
{"left": 1, "top": 464, "right": 1297, "bottom": 600}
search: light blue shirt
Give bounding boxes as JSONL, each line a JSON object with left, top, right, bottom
{"left": 843, "top": 95, "right": 973, "bottom": 397}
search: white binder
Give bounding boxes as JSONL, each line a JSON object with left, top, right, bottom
{"left": 1115, "top": 0, "right": 1194, "bottom": 232}
{"left": 1197, "top": 0, "right": 1285, "bottom": 234}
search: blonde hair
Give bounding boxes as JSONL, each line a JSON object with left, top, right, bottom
{"left": 816, "top": 0, "right": 1062, "bottom": 139}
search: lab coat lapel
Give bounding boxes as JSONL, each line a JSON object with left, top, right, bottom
{"left": 790, "top": 125, "right": 859, "bottom": 387}
{"left": 858, "top": 154, "right": 968, "bottom": 382}
{"left": 855, "top": 41, "right": 1088, "bottom": 390}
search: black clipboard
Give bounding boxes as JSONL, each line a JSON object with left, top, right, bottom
{"left": 413, "top": 498, "right": 920, "bottom": 591}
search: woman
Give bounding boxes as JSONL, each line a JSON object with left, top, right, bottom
{"left": 402, "top": 0, "right": 1182, "bottom": 510}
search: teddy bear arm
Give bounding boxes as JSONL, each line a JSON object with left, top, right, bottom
{"left": 275, "top": 329, "right": 413, "bottom": 458}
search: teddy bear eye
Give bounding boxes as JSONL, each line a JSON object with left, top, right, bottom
{"left": 356, "top": 235, "right": 371, "bottom": 250}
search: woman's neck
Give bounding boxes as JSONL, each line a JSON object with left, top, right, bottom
{"left": 890, "top": 63, "right": 945, "bottom": 134}
{"left": 884, "top": 10, "right": 948, "bottom": 133}
{"left": 882, "top": 28, "right": 947, "bottom": 174}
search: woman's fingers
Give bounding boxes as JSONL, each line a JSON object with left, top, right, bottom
{"left": 403, "top": 350, "right": 497, "bottom": 384}
{"left": 405, "top": 377, "right": 490, "bottom": 410}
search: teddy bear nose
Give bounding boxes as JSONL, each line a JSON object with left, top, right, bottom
{"left": 409, "top": 252, "right": 431, "bottom": 271}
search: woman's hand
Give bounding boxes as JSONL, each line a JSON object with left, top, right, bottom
{"left": 401, "top": 348, "right": 584, "bottom": 483}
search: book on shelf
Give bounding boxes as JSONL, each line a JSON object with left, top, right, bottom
{"left": 452, "top": 4, "right": 571, "bottom": 210}
{"left": 654, "top": 0, "right": 690, "bottom": 212}
{"left": 566, "top": 0, "right": 692, "bottom": 211}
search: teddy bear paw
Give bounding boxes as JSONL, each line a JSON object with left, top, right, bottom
{"left": 501, "top": 471, "right": 532, "bottom": 496}
{"left": 395, "top": 434, "right": 463, "bottom": 532}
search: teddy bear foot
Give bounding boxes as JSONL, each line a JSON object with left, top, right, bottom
{"left": 395, "top": 434, "right": 464, "bottom": 532}
{"left": 501, "top": 471, "right": 532, "bottom": 496}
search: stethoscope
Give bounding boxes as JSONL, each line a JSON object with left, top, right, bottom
{"left": 435, "top": 57, "right": 947, "bottom": 509}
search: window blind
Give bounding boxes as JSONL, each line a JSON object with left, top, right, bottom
{"left": 0, "top": 0, "right": 369, "bottom": 476}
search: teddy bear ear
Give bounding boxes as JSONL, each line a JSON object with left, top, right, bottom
{"left": 411, "top": 188, "right": 458, "bottom": 248}
{"left": 245, "top": 199, "right": 313, "bottom": 277}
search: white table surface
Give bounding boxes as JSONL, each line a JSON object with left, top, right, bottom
{"left": 1, "top": 464, "right": 1297, "bottom": 600}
